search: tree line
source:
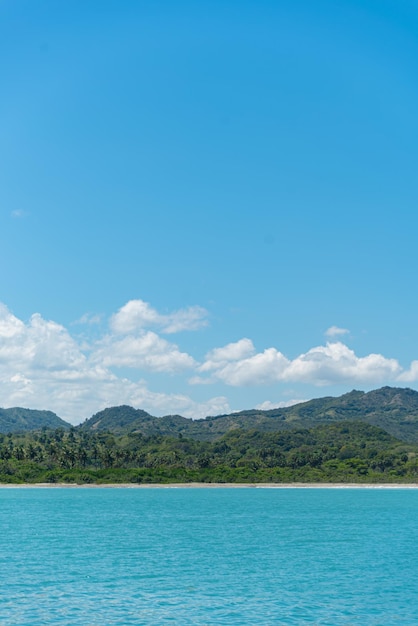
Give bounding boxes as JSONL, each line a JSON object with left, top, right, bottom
{"left": 0, "top": 421, "right": 417, "bottom": 483}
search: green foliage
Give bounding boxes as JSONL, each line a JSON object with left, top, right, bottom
{"left": 5, "top": 388, "right": 418, "bottom": 448}
{"left": 0, "top": 420, "right": 417, "bottom": 484}
{"left": 0, "top": 408, "right": 69, "bottom": 434}
{"left": 79, "top": 387, "right": 418, "bottom": 444}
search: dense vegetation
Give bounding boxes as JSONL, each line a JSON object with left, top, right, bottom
{"left": 4, "top": 387, "right": 418, "bottom": 445}
{"left": 2, "top": 387, "right": 418, "bottom": 484}
{"left": 0, "top": 421, "right": 417, "bottom": 484}
{"left": 80, "top": 387, "right": 418, "bottom": 443}
{"left": 0, "top": 408, "right": 69, "bottom": 433}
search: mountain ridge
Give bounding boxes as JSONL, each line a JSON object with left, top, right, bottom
{"left": 3, "top": 386, "right": 418, "bottom": 444}
{"left": 79, "top": 386, "right": 418, "bottom": 444}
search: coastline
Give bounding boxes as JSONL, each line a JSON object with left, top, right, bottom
{"left": 0, "top": 482, "right": 418, "bottom": 489}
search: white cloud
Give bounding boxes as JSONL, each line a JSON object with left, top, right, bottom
{"left": 255, "top": 399, "right": 306, "bottom": 410}
{"left": 162, "top": 307, "right": 209, "bottom": 334}
{"left": 204, "top": 348, "right": 289, "bottom": 386}
{"left": 398, "top": 361, "right": 418, "bottom": 382}
{"left": 0, "top": 307, "right": 85, "bottom": 371}
{"left": 0, "top": 303, "right": 225, "bottom": 424}
{"left": 325, "top": 326, "right": 349, "bottom": 337}
{"left": 283, "top": 342, "right": 401, "bottom": 385}
{"left": 0, "top": 303, "right": 26, "bottom": 338}
{"left": 93, "top": 331, "right": 196, "bottom": 373}
{"left": 111, "top": 299, "right": 208, "bottom": 334}
{"left": 197, "top": 340, "right": 404, "bottom": 387}
{"left": 2, "top": 367, "right": 229, "bottom": 424}
{"left": 0, "top": 300, "right": 417, "bottom": 425}
{"left": 199, "top": 338, "right": 255, "bottom": 372}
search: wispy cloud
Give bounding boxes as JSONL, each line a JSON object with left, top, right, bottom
{"left": 73, "top": 313, "right": 102, "bottom": 325}
{"left": 11, "top": 209, "right": 28, "bottom": 219}
{"left": 325, "top": 325, "right": 349, "bottom": 337}
{"left": 111, "top": 299, "right": 209, "bottom": 334}
{"left": 255, "top": 399, "right": 307, "bottom": 410}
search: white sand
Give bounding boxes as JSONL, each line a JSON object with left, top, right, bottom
{"left": 0, "top": 482, "right": 417, "bottom": 488}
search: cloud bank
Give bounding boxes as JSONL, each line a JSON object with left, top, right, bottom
{"left": 0, "top": 302, "right": 225, "bottom": 423}
{"left": 0, "top": 301, "right": 416, "bottom": 424}
{"left": 195, "top": 339, "right": 402, "bottom": 386}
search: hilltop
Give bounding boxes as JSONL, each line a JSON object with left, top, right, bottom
{"left": 80, "top": 386, "right": 418, "bottom": 444}
{"left": 0, "top": 408, "right": 70, "bottom": 433}
{"left": 2, "top": 386, "right": 418, "bottom": 484}
{"left": 3, "top": 387, "right": 418, "bottom": 445}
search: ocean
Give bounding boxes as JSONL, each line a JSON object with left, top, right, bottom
{"left": 0, "top": 487, "right": 417, "bottom": 624}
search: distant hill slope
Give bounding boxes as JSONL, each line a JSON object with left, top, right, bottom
{"left": 79, "top": 386, "right": 418, "bottom": 444}
{"left": 79, "top": 405, "right": 195, "bottom": 437}
{"left": 0, "top": 408, "right": 70, "bottom": 433}
{"left": 79, "top": 405, "right": 154, "bottom": 433}
{"left": 279, "top": 387, "right": 418, "bottom": 442}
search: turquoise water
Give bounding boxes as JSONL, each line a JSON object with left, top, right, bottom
{"left": 1, "top": 488, "right": 417, "bottom": 625}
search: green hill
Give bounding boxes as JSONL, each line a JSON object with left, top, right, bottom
{"left": 79, "top": 386, "right": 418, "bottom": 444}
{"left": 0, "top": 407, "right": 70, "bottom": 433}
{"left": 80, "top": 405, "right": 199, "bottom": 437}
{"left": 278, "top": 387, "right": 418, "bottom": 442}
{"left": 4, "top": 386, "right": 418, "bottom": 444}
{"left": 79, "top": 405, "right": 153, "bottom": 433}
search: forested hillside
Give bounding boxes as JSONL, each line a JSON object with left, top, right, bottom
{"left": 2, "top": 387, "right": 418, "bottom": 484}
{"left": 0, "top": 421, "right": 417, "bottom": 484}
{"left": 80, "top": 387, "right": 418, "bottom": 443}
{"left": 0, "top": 408, "right": 69, "bottom": 433}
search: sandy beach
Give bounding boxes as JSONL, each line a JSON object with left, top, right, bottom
{"left": 1, "top": 482, "right": 418, "bottom": 488}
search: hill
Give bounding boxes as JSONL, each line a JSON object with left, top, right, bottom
{"left": 2, "top": 419, "right": 417, "bottom": 484}
{"left": 0, "top": 407, "right": 70, "bottom": 433}
{"left": 80, "top": 405, "right": 199, "bottom": 437}
{"left": 79, "top": 386, "right": 418, "bottom": 444}
{"left": 3, "top": 386, "right": 418, "bottom": 443}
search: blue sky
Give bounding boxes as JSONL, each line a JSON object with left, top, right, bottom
{"left": 1, "top": 0, "right": 418, "bottom": 423}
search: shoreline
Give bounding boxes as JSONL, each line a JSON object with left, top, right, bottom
{"left": 1, "top": 482, "right": 418, "bottom": 489}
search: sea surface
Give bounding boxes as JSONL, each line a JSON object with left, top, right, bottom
{"left": 0, "top": 487, "right": 417, "bottom": 625}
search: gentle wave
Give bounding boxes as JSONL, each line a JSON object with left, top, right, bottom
{"left": 1, "top": 488, "right": 417, "bottom": 624}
